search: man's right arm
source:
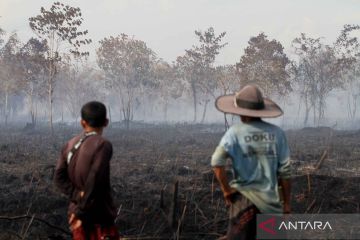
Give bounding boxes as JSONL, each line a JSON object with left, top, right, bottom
{"left": 278, "top": 130, "right": 292, "bottom": 213}
{"left": 212, "top": 146, "right": 237, "bottom": 205}
{"left": 279, "top": 178, "right": 291, "bottom": 213}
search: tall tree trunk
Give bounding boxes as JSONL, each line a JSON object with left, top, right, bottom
{"left": 352, "top": 97, "right": 357, "bottom": 121}
{"left": 48, "top": 31, "right": 57, "bottom": 135}
{"left": 164, "top": 100, "right": 168, "bottom": 122}
{"left": 29, "top": 94, "right": 36, "bottom": 126}
{"left": 223, "top": 113, "right": 229, "bottom": 131}
{"left": 313, "top": 102, "right": 316, "bottom": 126}
{"left": 49, "top": 81, "right": 54, "bottom": 134}
{"left": 318, "top": 97, "right": 325, "bottom": 125}
{"left": 48, "top": 56, "right": 56, "bottom": 134}
{"left": 303, "top": 97, "right": 311, "bottom": 126}
{"left": 61, "top": 104, "right": 64, "bottom": 123}
{"left": 120, "top": 93, "right": 131, "bottom": 130}
{"left": 191, "top": 81, "right": 197, "bottom": 122}
{"left": 142, "top": 92, "right": 147, "bottom": 120}
{"left": 200, "top": 99, "right": 209, "bottom": 123}
{"left": 347, "top": 94, "right": 357, "bottom": 121}
{"left": 34, "top": 102, "right": 38, "bottom": 126}
{"left": 123, "top": 103, "right": 131, "bottom": 130}
{"left": 149, "top": 102, "right": 154, "bottom": 120}
{"left": 108, "top": 105, "right": 112, "bottom": 126}
{"left": 4, "top": 89, "right": 8, "bottom": 126}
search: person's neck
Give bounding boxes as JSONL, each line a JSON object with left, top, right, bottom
{"left": 84, "top": 127, "right": 103, "bottom": 135}
{"left": 240, "top": 116, "right": 262, "bottom": 123}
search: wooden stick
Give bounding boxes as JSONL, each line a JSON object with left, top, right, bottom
{"left": 211, "top": 174, "right": 215, "bottom": 205}
{"left": 0, "top": 215, "right": 71, "bottom": 236}
{"left": 315, "top": 149, "right": 328, "bottom": 170}
{"left": 176, "top": 204, "right": 187, "bottom": 240}
{"left": 21, "top": 214, "right": 35, "bottom": 239}
{"left": 305, "top": 198, "right": 316, "bottom": 213}
{"left": 160, "top": 188, "right": 164, "bottom": 209}
{"left": 114, "top": 204, "right": 122, "bottom": 223}
{"left": 169, "top": 181, "right": 179, "bottom": 229}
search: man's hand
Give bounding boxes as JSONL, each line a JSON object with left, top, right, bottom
{"left": 68, "top": 213, "right": 82, "bottom": 230}
{"left": 213, "top": 167, "right": 238, "bottom": 206}
{"left": 283, "top": 203, "right": 291, "bottom": 214}
{"left": 68, "top": 191, "right": 84, "bottom": 230}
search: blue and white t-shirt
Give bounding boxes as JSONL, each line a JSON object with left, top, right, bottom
{"left": 211, "top": 120, "right": 291, "bottom": 213}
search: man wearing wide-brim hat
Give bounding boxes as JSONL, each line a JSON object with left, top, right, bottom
{"left": 211, "top": 84, "right": 291, "bottom": 240}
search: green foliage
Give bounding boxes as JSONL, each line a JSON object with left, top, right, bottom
{"left": 152, "top": 60, "right": 184, "bottom": 100}
{"left": 335, "top": 24, "right": 360, "bottom": 59}
{"left": 177, "top": 27, "right": 227, "bottom": 121}
{"left": 97, "top": 34, "right": 156, "bottom": 126}
{"left": 237, "top": 33, "right": 291, "bottom": 97}
{"left": 215, "top": 65, "right": 239, "bottom": 95}
{"left": 334, "top": 25, "right": 360, "bottom": 120}
{"left": 0, "top": 27, "right": 5, "bottom": 47}
{"left": 0, "top": 33, "right": 25, "bottom": 125}
{"left": 28, "top": 2, "right": 91, "bottom": 132}
{"left": 19, "top": 38, "right": 48, "bottom": 99}
{"left": 97, "top": 34, "right": 155, "bottom": 89}
{"left": 292, "top": 33, "right": 348, "bottom": 124}
{"left": 0, "top": 33, "right": 23, "bottom": 89}
{"left": 185, "top": 27, "right": 227, "bottom": 91}
{"left": 29, "top": 1, "right": 91, "bottom": 58}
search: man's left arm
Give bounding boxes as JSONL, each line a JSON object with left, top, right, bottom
{"left": 54, "top": 144, "right": 74, "bottom": 197}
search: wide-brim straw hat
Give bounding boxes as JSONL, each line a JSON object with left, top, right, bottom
{"left": 215, "top": 85, "right": 283, "bottom": 118}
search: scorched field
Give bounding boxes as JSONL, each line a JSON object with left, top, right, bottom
{"left": 0, "top": 123, "right": 359, "bottom": 239}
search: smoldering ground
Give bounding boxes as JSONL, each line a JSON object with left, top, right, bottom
{"left": 1, "top": 1, "right": 360, "bottom": 239}
{"left": 0, "top": 124, "right": 359, "bottom": 239}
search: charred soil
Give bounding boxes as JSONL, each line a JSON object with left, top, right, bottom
{"left": 0, "top": 124, "right": 359, "bottom": 239}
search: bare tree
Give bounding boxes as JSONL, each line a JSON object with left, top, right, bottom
{"left": 215, "top": 65, "right": 239, "bottom": 96}
{"left": 0, "top": 33, "right": 24, "bottom": 125}
{"left": 29, "top": 2, "right": 91, "bottom": 133}
{"left": 177, "top": 27, "right": 227, "bottom": 122}
{"left": 214, "top": 64, "right": 239, "bottom": 128}
{"left": 335, "top": 24, "right": 360, "bottom": 120}
{"left": 152, "top": 60, "right": 184, "bottom": 121}
{"left": 343, "top": 60, "right": 360, "bottom": 120}
{"left": 19, "top": 38, "right": 48, "bottom": 126}
{"left": 97, "top": 34, "right": 155, "bottom": 129}
{"left": 57, "top": 56, "right": 103, "bottom": 122}
{"left": 292, "top": 33, "right": 346, "bottom": 125}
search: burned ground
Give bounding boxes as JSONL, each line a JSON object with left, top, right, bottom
{"left": 0, "top": 124, "right": 359, "bottom": 239}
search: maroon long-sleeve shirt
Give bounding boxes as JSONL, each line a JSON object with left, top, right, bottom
{"left": 54, "top": 132, "right": 117, "bottom": 225}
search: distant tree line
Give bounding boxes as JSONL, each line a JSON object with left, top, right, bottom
{"left": 0, "top": 2, "right": 359, "bottom": 130}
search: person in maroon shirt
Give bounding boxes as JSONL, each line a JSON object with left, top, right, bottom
{"left": 54, "top": 101, "right": 119, "bottom": 240}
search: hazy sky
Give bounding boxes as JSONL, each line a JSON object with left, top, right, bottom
{"left": 1, "top": 0, "right": 360, "bottom": 65}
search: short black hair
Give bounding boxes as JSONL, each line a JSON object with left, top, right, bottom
{"left": 81, "top": 101, "right": 107, "bottom": 128}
